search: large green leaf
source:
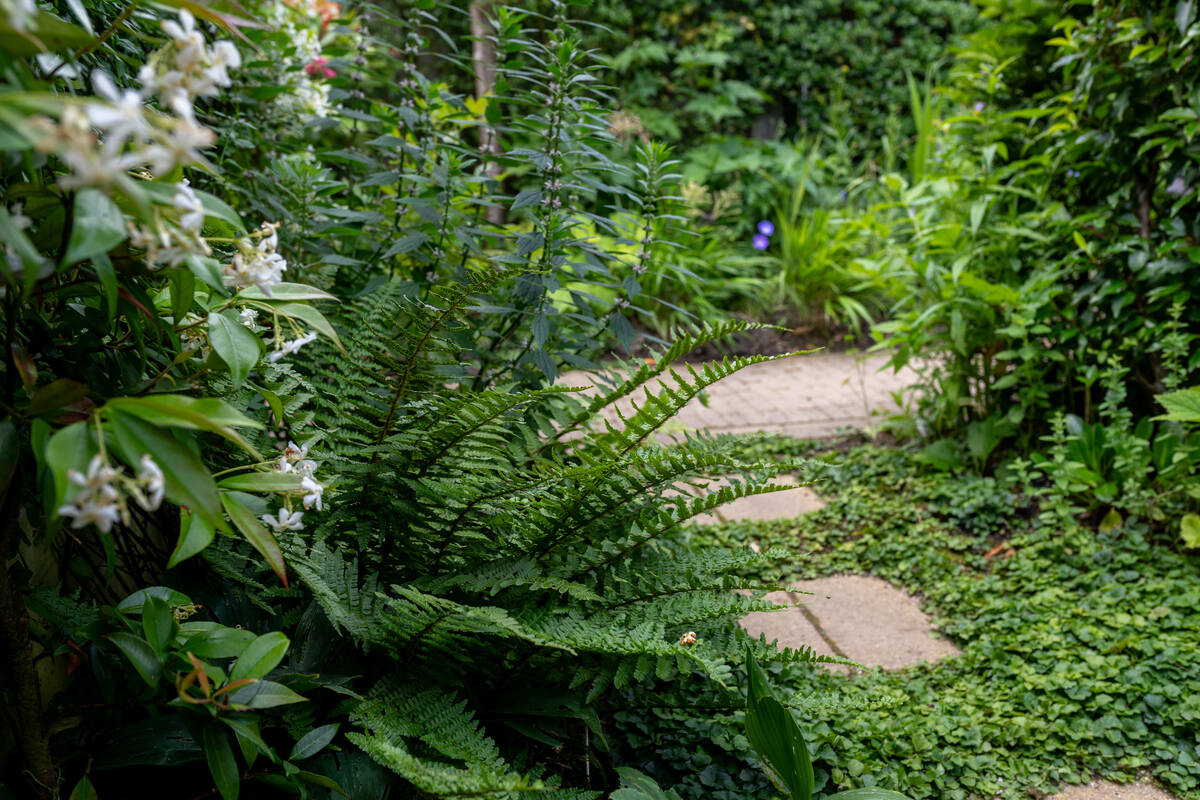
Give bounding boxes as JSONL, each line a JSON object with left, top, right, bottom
{"left": 62, "top": 189, "right": 127, "bottom": 268}
{"left": 744, "top": 649, "right": 814, "bottom": 800}
{"left": 240, "top": 282, "right": 338, "bottom": 302}
{"left": 220, "top": 493, "right": 287, "bottom": 587}
{"left": 107, "top": 410, "right": 223, "bottom": 530}
{"left": 142, "top": 595, "right": 176, "bottom": 657}
{"left": 230, "top": 631, "right": 290, "bottom": 682}
{"left": 217, "top": 472, "right": 304, "bottom": 492}
{"left": 289, "top": 724, "right": 339, "bottom": 761}
{"left": 825, "top": 790, "right": 915, "bottom": 800}
{"left": 105, "top": 395, "right": 261, "bottom": 457}
{"left": 0, "top": 11, "right": 95, "bottom": 56}
{"left": 207, "top": 311, "right": 261, "bottom": 391}
{"left": 227, "top": 679, "right": 307, "bottom": 709}
{"left": 180, "top": 623, "right": 257, "bottom": 659}
{"left": 273, "top": 302, "right": 346, "bottom": 353}
{"left": 1156, "top": 386, "right": 1200, "bottom": 422}
{"left": 168, "top": 508, "right": 216, "bottom": 568}
{"left": 107, "top": 632, "right": 161, "bottom": 687}
{"left": 45, "top": 421, "right": 94, "bottom": 515}
{"left": 202, "top": 725, "right": 241, "bottom": 800}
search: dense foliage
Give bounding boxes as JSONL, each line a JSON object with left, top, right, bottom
{"left": 591, "top": 0, "right": 977, "bottom": 146}
{"left": 619, "top": 442, "right": 1200, "bottom": 800}
{"left": 0, "top": 2, "right": 834, "bottom": 798}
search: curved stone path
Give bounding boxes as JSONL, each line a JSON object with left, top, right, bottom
{"left": 571, "top": 350, "right": 1179, "bottom": 800}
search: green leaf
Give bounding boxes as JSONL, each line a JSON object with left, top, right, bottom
{"left": 180, "top": 623, "right": 256, "bottom": 659}
{"left": 744, "top": 649, "right": 813, "bottom": 800}
{"left": 219, "top": 716, "right": 272, "bottom": 766}
{"left": 1156, "top": 386, "right": 1200, "bottom": 422}
{"left": 93, "top": 252, "right": 118, "bottom": 322}
{"left": 207, "top": 311, "right": 261, "bottom": 391}
{"left": 28, "top": 378, "right": 88, "bottom": 416}
{"left": 239, "top": 283, "right": 338, "bottom": 302}
{"left": 289, "top": 723, "right": 339, "bottom": 761}
{"left": 45, "top": 421, "right": 94, "bottom": 516}
{"left": 107, "top": 632, "right": 161, "bottom": 687}
{"left": 0, "top": 11, "right": 94, "bottom": 56}
{"left": 228, "top": 679, "right": 307, "bottom": 709}
{"left": 68, "top": 776, "right": 99, "bottom": 800}
{"left": 117, "top": 586, "right": 192, "bottom": 614}
{"left": 218, "top": 472, "right": 304, "bottom": 492}
{"left": 170, "top": 268, "right": 196, "bottom": 322}
{"left": 107, "top": 409, "right": 223, "bottom": 530}
{"left": 168, "top": 508, "right": 216, "bottom": 568}
{"left": 105, "top": 395, "right": 261, "bottom": 457}
{"left": 62, "top": 189, "right": 127, "bottom": 268}
{"left": 231, "top": 631, "right": 290, "bottom": 682}
{"left": 142, "top": 594, "right": 176, "bottom": 656}
{"left": 825, "top": 791, "right": 914, "bottom": 800}
{"left": 202, "top": 725, "right": 241, "bottom": 800}
{"left": 1181, "top": 514, "right": 1200, "bottom": 549}
{"left": 273, "top": 302, "right": 346, "bottom": 353}
{"left": 220, "top": 494, "right": 288, "bottom": 587}
{"left": 185, "top": 254, "right": 229, "bottom": 294}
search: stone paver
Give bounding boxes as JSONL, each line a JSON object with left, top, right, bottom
{"left": 561, "top": 350, "right": 918, "bottom": 439}
{"left": 1054, "top": 781, "right": 1179, "bottom": 800}
{"left": 739, "top": 575, "right": 959, "bottom": 672}
{"left": 693, "top": 474, "right": 826, "bottom": 525}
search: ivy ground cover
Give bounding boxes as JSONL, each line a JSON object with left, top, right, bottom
{"left": 615, "top": 444, "right": 1200, "bottom": 800}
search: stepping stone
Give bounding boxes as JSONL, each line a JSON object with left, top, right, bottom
{"left": 1053, "top": 781, "right": 1179, "bottom": 800}
{"left": 694, "top": 475, "right": 825, "bottom": 525}
{"left": 739, "top": 575, "right": 959, "bottom": 672}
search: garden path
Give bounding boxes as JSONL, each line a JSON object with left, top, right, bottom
{"left": 563, "top": 349, "right": 918, "bottom": 439}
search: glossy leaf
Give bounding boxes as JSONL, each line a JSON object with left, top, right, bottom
{"left": 107, "top": 632, "right": 161, "bottom": 687}
{"left": 105, "top": 395, "right": 261, "bottom": 457}
{"left": 168, "top": 508, "right": 216, "bottom": 568}
{"left": 207, "top": 311, "right": 261, "bottom": 391}
{"left": 142, "top": 594, "right": 176, "bottom": 657}
{"left": 744, "top": 649, "right": 813, "bottom": 800}
{"left": 231, "top": 631, "right": 290, "bottom": 682}
{"left": 62, "top": 189, "right": 127, "bottom": 268}
{"left": 227, "top": 679, "right": 307, "bottom": 709}
{"left": 289, "top": 723, "right": 339, "bottom": 761}
{"left": 108, "top": 409, "right": 223, "bottom": 530}
{"left": 220, "top": 493, "right": 288, "bottom": 587}
{"left": 202, "top": 725, "right": 241, "bottom": 800}
{"left": 240, "top": 282, "right": 338, "bottom": 302}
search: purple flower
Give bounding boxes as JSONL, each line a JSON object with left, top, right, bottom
{"left": 974, "top": 101, "right": 985, "bottom": 112}
{"left": 752, "top": 233, "right": 770, "bottom": 251}
{"left": 756, "top": 220, "right": 775, "bottom": 237}
{"left": 839, "top": 189, "right": 847, "bottom": 200}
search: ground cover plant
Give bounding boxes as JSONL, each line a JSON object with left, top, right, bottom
{"left": 614, "top": 441, "right": 1200, "bottom": 800}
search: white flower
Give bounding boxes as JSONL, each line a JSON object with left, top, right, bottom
{"left": 207, "top": 41, "right": 242, "bottom": 89}
{"left": 141, "top": 100, "right": 216, "bottom": 174}
{"left": 260, "top": 507, "right": 304, "bottom": 531}
{"left": 162, "top": 10, "right": 208, "bottom": 72}
{"left": 137, "top": 454, "right": 165, "bottom": 510}
{"left": 35, "top": 53, "right": 80, "bottom": 80}
{"left": 223, "top": 223, "right": 287, "bottom": 294}
{"left": 237, "top": 307, "right": 259, "bottom": 329}
{"left": 87, "top": 70, "right": 151, "bottom": 151}
{"left": 58, "top": 497, "right": 122, "bottom": 533}
{"left": 3, "top": 0, "right": 37, "bottom": 33}
{"left": 8, "top": 204, "right": 31, "bottom": 231}
{"left": 172, "top": 179, "right": 205, "bottom": 234}
{"left": 69, "top": 455, "right": 120, "bottom": 500}
{"left": 1167, "top": 176, "right": 1190, "bottom": 197}
{"left": 300, "top": 476, "right": 323, "bottom": 511}
{"left": 266, "top": 331, "right": 318, "bottom": 362}
{"left": 58, "top": 455, "right": 124, "bottom": 532}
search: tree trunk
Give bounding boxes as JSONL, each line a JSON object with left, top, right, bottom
{"left": 470, "top": 0, "right": 505, "bottom": 225}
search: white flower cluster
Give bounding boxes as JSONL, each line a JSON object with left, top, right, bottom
{"left": 37, "top": 10, "right": 238, "bottom": 190}
{"left": 266, "top": 331, "right": 317, "bottom": 363}
{"left": 223, "top": 222, "right": 287, "bottom": 295}
{"left": 260, "top": 439, "right": 326, "bottom": 531}
{"left": 266, "top": 1, "right": 333, "bottom": 121}
{"left": 129, "top": 179, "right": 210, "bottom": 267}
{"left": 57, "top": 454, "right": 165, "bottom": 534}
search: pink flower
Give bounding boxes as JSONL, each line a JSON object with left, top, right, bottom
{"left": 305, "top": 57, "right": 336, "bottom": 79}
